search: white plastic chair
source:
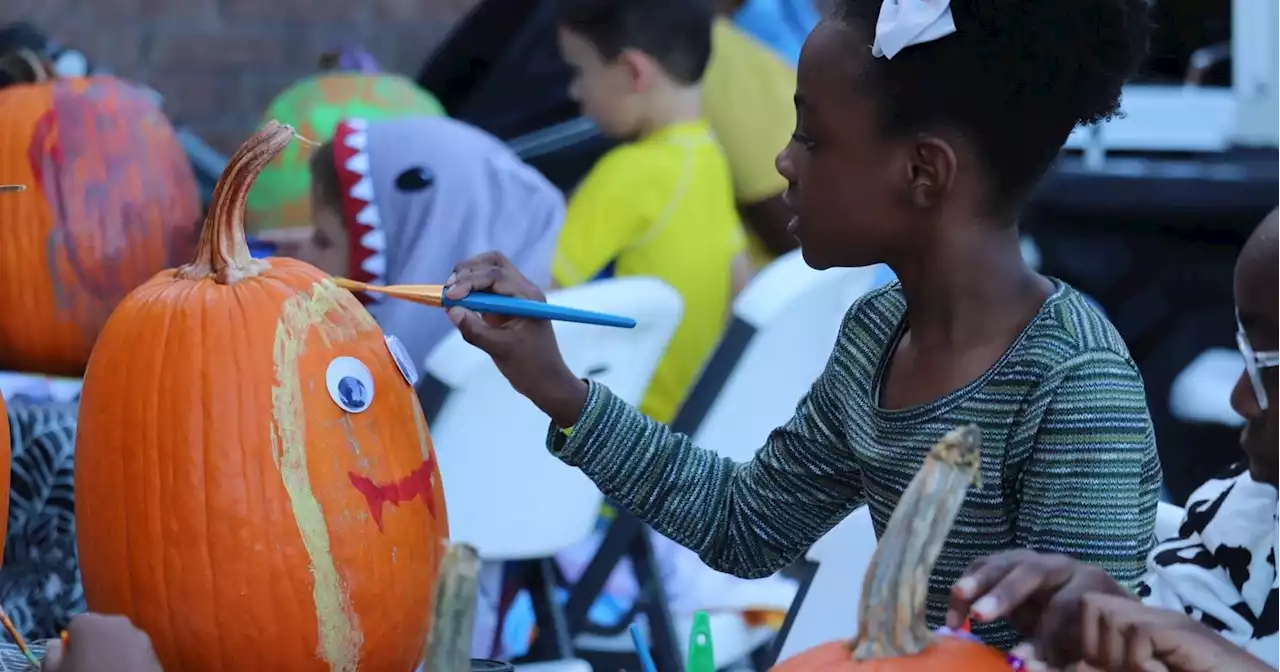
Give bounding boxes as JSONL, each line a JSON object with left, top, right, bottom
{"left": 694, "top": 251, "right": 892, "bottom": 463}
{"left": 425, "top": 277, "right": 683, "bottom": 557}
{"left": 609, "top": 253, "right": 886, "bottom": 668}
{"left": 564, "top": 254, "right": 891, "bottom": 670}
{"left": 1156, "top": 501, "right": 1186, "bottom": 542}
{"left": 422, "top": 277, "right": 683, "bottom": 669}
{"left": 774, "top": 507, "right": 877, "bottom": 665}
{"left": 1169, "top": 348, "right": 1245, "bottom": 427}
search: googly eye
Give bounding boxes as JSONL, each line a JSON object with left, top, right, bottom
{"left": 326, "top": 356, "right": 375, "bottom": 413}
{"left": 384, "top": 334, "right": 419, "bottom": 387}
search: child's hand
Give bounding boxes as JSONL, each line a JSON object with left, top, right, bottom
{"left": 41, "top": 613, "right": 161, "bottom": 672}
{"left": 1079, "top": 593, "right": 1271, "bottom": 672}
{"left": 946, "top": 549, "right": 1130, "bottom": 667}
{"left": 445, "top": 252, "right": 588, "bottom": 427}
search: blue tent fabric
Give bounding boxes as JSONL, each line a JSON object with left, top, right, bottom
{"left": 730, "top": 0, "right": 820, "bottom": 66}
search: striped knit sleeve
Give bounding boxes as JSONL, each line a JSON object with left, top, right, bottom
{"left": 547, "top": 361, "right": 865, "bottom": 579}
{"left": 1014, "top": 350, "right": 1161, "bottom": 589}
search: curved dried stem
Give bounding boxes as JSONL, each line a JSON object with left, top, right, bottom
{"left": 852, "top": 424, "right": 983, "bottom": 660}
{"left": 423, "top": 543, "right": 482, "bottom": 672}
{"left": 177, "top": 120, "right": 297, "bottom": 284}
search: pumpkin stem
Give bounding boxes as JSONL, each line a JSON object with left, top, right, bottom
{"left": 0, "top": 48, "right": 54, "bottom": 84}
{"left": 424, "top": 543, "right": 481, "bottom": 672}
{"left": 851, "top": 425, "right": 982, "bottom": 660}
{"left": 177, "top": 120, "right": 296, "bottom": 284}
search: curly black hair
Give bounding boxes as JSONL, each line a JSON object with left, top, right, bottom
{"left": 558, "top": 0, "right": 716, "bottom": 85}
{"left": 837, "top": 0, "right": 1153, "bottom": 210}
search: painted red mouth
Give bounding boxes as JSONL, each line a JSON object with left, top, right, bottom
{"left": 349, "top": 456, "right": 440, "bottom": 532}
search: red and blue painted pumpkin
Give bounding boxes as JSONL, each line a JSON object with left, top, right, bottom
{"left": 0, "top": 69, "right": 200, "bottom": 377}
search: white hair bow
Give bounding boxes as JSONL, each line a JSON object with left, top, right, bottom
{"left": 871, "top": 0, "right": 957, "bottom": 60}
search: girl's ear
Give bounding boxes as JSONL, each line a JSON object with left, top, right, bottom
{"left": 904, "top": 135, "right": 957, "bottom": 209}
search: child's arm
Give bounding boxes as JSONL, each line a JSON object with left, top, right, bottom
{"left": 446, "top": 254, "right": 868, "bottom": 579}
{"left": 548, "top": 327, "right": 865, "bottom": 579}
{"left": 1013, "top": 350, "right": 1161, "bottom": 588}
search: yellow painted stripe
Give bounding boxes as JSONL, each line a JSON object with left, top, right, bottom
{"left": 271, "top": 279, "right": 375, "bottom": 672}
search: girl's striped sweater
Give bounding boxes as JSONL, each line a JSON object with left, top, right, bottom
{"left": 548, "top": 280, "right": 1162, "bottom": 648}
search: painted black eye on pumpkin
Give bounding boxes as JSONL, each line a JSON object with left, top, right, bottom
{"left": 394, "top": 167, "right": 434, "bottom": 192}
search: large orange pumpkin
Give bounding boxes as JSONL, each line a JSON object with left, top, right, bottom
{"left": 772, "top": 426, "right": 1013, "bottom": 672}
{"left": 74, "top": 121, "right": 448, "bottom": 671}
{"left": 0, "top": 56, "right": 201, "bottom": 377}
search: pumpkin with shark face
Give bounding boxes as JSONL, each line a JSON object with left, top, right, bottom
{"left": 73, "top": 121, "right": 448, "bottom": 671}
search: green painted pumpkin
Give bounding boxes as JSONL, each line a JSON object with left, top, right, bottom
{"left": 244, "top": 73, "right": 444, "bottom": 234}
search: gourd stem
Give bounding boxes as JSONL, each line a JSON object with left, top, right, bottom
{"left": 851, "top": 425, "right": 982, "bottom": 660}
{"left": 176, "top": 120, "right": 296, "bottom": 284}
{"left": 424, "top": 543, "right": 481, "bottom": 672}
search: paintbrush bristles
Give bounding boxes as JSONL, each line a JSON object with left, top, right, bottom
{"left": 423, "top": 543, "right": 482, "bottom": 672}
{"left": 331, "top": 278, "right": 446, "bottom": 307}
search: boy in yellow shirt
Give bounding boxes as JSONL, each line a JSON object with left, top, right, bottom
{"left": 553, "top": 0, "right": 749, "bottom": 424}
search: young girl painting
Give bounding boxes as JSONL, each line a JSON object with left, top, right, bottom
{"left": 443, "top": 0, "right": 1161, "bottom": 649}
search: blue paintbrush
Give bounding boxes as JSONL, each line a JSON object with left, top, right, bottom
{"left": 333, "top": 278, "right": 637, "bottom": 329}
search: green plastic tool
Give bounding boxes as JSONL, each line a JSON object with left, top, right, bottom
{"left": 686, "top": 611, "right": 715, "bottom": 672}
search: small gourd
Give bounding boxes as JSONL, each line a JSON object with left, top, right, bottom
{"left": 772, "top": 426, "right": 1013, "bottom": 672}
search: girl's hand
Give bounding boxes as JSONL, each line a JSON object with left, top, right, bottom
{"left": 41, "top": 613, "right": 161, "bottom": 672}
{"left": 946, "top": 549, "right": 1130, "bottom": 667}
{"left": 445, "top": 252, "right": 588, "bottom": 427}
{"left": 1079, "top": 593, "right": 1271, "bottom": 672}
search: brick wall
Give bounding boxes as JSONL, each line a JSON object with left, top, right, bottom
{"left": 1, "top": 0, "right": 478, "bottom": 153}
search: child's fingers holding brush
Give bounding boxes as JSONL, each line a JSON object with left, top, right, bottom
{"left": 447, "top": 251, "right": 546, "bottom": 303}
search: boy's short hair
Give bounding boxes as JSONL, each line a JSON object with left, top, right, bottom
{"left": 558, "top": 0, "right": 715, "bottom": 85}
{"left": 309, "top": 140, "right": 340, "bottom": 209}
